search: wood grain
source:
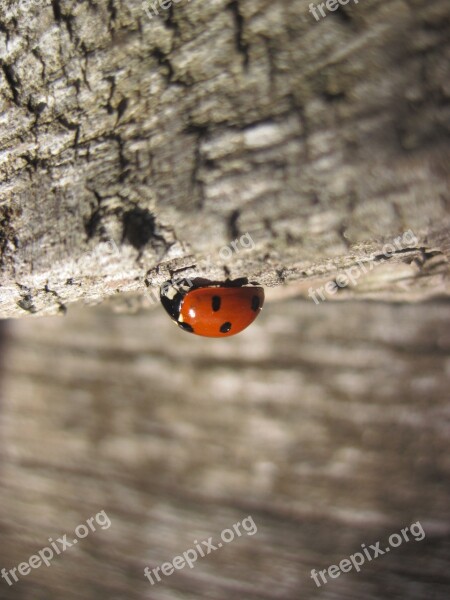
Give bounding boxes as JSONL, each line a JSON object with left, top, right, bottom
{"left": 0, "top": 0, "right": 449, "bottom": 317}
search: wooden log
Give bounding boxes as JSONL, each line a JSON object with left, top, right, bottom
{"left": 0, "top": 0, "right": 449, "bottom": 318}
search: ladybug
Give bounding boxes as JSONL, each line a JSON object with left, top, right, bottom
{"left": 160, "top": 280, "right": 264, "bottom": 338}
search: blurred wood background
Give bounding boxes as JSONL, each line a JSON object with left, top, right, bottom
{"left": 0, "top": 298, "right": 449, "bottom": 599}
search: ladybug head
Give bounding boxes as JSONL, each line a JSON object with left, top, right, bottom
{"left": 159, "top": 280, "right": 188, "bottom": 321}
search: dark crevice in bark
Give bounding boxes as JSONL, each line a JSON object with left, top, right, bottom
{"left": 150, "top": 48, "right": 191, "bottom": 87}
{"left": 51, "top": 0, "right": 74, "bottom": 40}
{"left": 116, "top": 97, "right": 129, "bottom": 123}
{"left": 57, "top": 116, "right": 81, "bottom": 149}
{"left": 228, "top": 0, "right": 250, "bottom": 69}
{"left": 84, "top": 208, "right": 103, "bottom": 241}
{"left": 151, "top": 48, "right": 175, "bottom": 83}
{"left": 107, "top": 0, "right": 117, "bottom": 27}
{"left": 1, "top": 63, "right": 20, "bottom": 105}
{"left": 165, "top": 2, "right": 180, "bottom": 35}
{"left": 105, "top": 75, "right": 116, "bottom": 115}
{"left": 43, "top": 285, "right": 67, "bottom": 314}
{"left": 228, "top": 210, "right": 240, "bottom": 240}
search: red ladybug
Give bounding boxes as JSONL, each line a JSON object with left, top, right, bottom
{"left": 160, "top": 282, "right": 264, "bottom": 337}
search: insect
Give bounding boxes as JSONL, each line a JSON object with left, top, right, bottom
{"left": 160, "top": 280, "right": 265, "bottom": 338}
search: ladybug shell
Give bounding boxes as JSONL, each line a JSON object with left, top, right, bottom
{"left": 177, "top": 287, "right": 264, "bottom": 337}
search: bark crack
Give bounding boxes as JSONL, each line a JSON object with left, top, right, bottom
{"left": 1, "top": 62, "right": 20, "bottom": 105}
{"left": 228, "top": 0, "right": 250, "bottom": 69}
{"left": 51, "top": 0, "right": 74, "bottom": 41}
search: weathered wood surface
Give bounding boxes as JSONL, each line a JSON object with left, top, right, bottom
{"left": 0, "top": 0, "right": 449, "bottom": 318}
{"left": 0, "top": 299, "right": 449, "bottom": 599}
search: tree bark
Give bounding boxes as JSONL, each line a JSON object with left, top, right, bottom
{"left": 0, "top": 0, "right": 449, "bottom": 318}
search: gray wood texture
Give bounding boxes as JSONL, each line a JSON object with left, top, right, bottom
{"left": 0, "top": 0, "right": 449, "bottom": 317}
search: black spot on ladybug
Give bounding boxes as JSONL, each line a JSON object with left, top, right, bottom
{"left": 212, "top": 296, "right": 221, "bottom": 312}
{"left": 251, "top": 295, "right": 260, "bottom": 311}
{"left": 220, "top": 322, "right": 232, "bottom": 333}
{"left": 179, "top": 322, "right": 194, "bottom": 333}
